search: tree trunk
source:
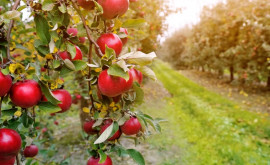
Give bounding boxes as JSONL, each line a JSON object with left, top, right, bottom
{"left": 267, "top": 76, "right": 270, "bottom": 88}
{"left": 229, "top": 66, "right": 234, "bottom": 82}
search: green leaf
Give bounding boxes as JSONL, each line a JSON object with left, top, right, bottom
{"left": 38, "top": 102, "right": 61, "bottom": 113}
{"left": 58, "top": 3, "right": 67, "bottom": 13}
{"left": 122, "top": 19, "right": 146, "bottom": 28}
{"left": 21, "top": 112, "right": 29, "bottom": 127}
{"left": 119, "top": 51, "right": 157, "bottom": 66}
{"left": 38, "top": 80, "right": 61, "bottom": 105}
{"left": 1, "top": 108, "right": 18, "bottom": 116}
{"left": 136, "top": 66, "right": 157, "bottom": 81}
{"left": 42, "top": 0, "right": 55, "bottom": 11}
{"left": 127, "top": 149, "right": 145, "bottom": 165}
{"left": 93, "top": 1, "right": 103, "bottom": 14}
{"left": 133, "top": 83, "right": 144, "bottom": 105}
{"left": 98, "top": 150, "right": 107, "bottom": 164}
{"left": 34, "top": 14, "right": 51, "bottom": 44}
{"left": 64, "top": 59, "right": 76, "bottom": 71}
{"left": 3, "top": 10, "right": 21, "bottom": 20}
{"left": 73, "top": 60, "right": 87, "bottom": 71}
{"left": 34, "top": 40, "right": 50, "bottom": 57}
{"left": 108, "top": 64, "right": 129, "bottom": 81}
{"left": 67, "top": 43, "right": 76, "bottom": 59}
{"left": 53, "top": 60, "right": 61, "bottom": 69}
{"left": 1, "top": 67, "right": 9, "bottom": 75}
{"left": 94, "top": 121, "right": 119, "bottom": 144}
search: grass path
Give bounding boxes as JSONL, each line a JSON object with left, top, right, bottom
{"left": 141, "top": 60, "right": 270, "bottom": 165}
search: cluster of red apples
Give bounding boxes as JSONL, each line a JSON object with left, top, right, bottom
{"left": 0, "top": 128, "right": 39, "bottom": 164}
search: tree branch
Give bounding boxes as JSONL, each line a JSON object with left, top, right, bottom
{"left": 70, "top": 0, "right": 104, "bottom": 57}
{"left": 7, "top": 0, "right": 21, "bottom": 60}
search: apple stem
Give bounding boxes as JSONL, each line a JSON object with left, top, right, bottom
{"left": 70, "top": 0, "right": 104, "bottom": 57}
{"left": 16, "top": 154, "right": 20, "bottom": 165}
{"left": 0, "top": 96, "right": 3, "bottom": 117}
{"left": 6, "top": 0, "right": 21, "bottom": 61}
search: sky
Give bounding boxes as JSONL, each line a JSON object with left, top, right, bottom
{"left": 162, "top": 0, "right": 224, "bottom": 41}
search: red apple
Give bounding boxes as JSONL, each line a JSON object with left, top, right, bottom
{"left": 23, "top": 145, "right": 39, "bottom": 158}
{"left": 119, "top": 28, "right": 128, "bottom": 45}
{"left": 41, "top": 67, "right": 47, "bottom": 72}
{"left": 100, "top": 120, "right": 121, "bottom": 141}
{"left": 129, "top": 68, "right": 143, "bottom": 84}
{"left": 87, "top": 155, "right": 113, "bottom": 165}
{"left": 0, "top": 157, "right": 16, "bottom": 165}
{"left": 97, "top": 0, "right": 129, "bottom": 19}
{"left": 59, "top": 46, "right": 83, "bottom": 61}
{"left": 120, "top": 117, "right": 141, "bottom": 135}
{"left": 10, "top": 80, "right": 42, "bottom": 108}
{"left": 54, "top": 121, "right": 59, "bottom": 125}
{"left": 79, "top": 37, "right": 86, "bottom": 43}
{"left": 67, "top": 28, "right": 78, "bottom": 37}
{"left": 41, "top": 128, "right": 48, "bottom": 133}
{"left": 77, "top": 0, "right": 95, "bottom": 10}
{"left": 96, "top": 33, "right": 123, "bottom": 56}
{"left": 0, "top": 71, "right": 12, "bottom": 97}
{"left": 43, "top": 89, "right": 72, "bottom": 113}
{"left": 98, "top": 69, "right": 133, "bottom": 97}
{"left": 83, "top": 120, "right": 97, "bottom": 134}
{"left": 0, "top": 128, "right": 21, "bottom": 161}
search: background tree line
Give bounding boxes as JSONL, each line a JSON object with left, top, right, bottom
{"left": 159, "top": 0, "right": 270, "bottom": 87}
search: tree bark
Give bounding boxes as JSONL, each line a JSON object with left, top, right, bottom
{"left": 229, "top": 66, "right": 234, "bottom": 82}
{"left": 267, "top": 76, "right": 270, "bottom": 88}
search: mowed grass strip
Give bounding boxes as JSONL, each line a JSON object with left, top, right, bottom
{"left": 142, "top": 60, "right": 270, "bottom": 165}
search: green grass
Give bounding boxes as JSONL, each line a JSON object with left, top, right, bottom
{"left": 142, "top": 60, "right": 270, "bottom": 165}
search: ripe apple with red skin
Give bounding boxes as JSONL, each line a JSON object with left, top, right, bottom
{"left": 54, "top": 121, "right": 59, "bottom": 125}
{"left": 0, "top": 128, "right": 21, "bottom": 161}
{"left": 10, "top": 80, "right": 42, "bottom": 108}
{"left": 96, "top": 33, "right": 123, "bottom": 57}
{"left": 97, "top": 0, "right": 129, "bottom": 19}
{"left": 23, "top": 145, "right": 39, "bottom": 158}
{"left": 67, "top": 28, "right": 78, "bottom": 37}
{"left": 0, "top": 157, "right": 16, "bottom": 165}
{"left": 100, "top": 120, "right": 121, "bottom": 141}
{"left": 119, "top": 28, "right": 128, "bottom": 45}
{"left": 77, "top": 0, "right": 95, "bottom": 10}
{"left": 41, "top": 128, "right": 48, "bottom": 133}
{"left": 129, "top": 68, "right": 143, "bottom": 84}
{"left": 43, "top": 89, "right": 72, "bottom": 113}
{"left": 83, "top": 120, "right": 97, "bottom": 134}
{"left": 0, "top": 70, "right": 12, "bottom": 97}
{"left": 121, "top": 117, "right": 141, "bottom": 135}
{"left": 79, "top": 37, "right": 86, "bottom": 43}
{"left": 87, "top": 155, "right": 112, "bottom": 165}
{"left": 98, "top": 69, "right": 133, "bottom": 97}
{"left": 59, "top": 46, "right": 82, "bottom": 61}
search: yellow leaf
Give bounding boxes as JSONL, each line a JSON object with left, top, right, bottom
{"left": 45, "top": 54, "right": 54, "bottom": 60}
{"left": 109, "top": 102, "right": 115, "bottom": 107}
{"left": 94, "top": 68, "right": 102, "bottom": 72}
{"left": 53, "top": 47, "right": 58, "bottom": 53}
{"left": 14, "top": 110, "right": 22, "bottom": 117}
{"left": 113, "top": 107, "right": 117, "bottom": 111}
{"left": 95, "top": 103, "right": 102, "bottom": 109}
{"left": 9, "top": 63, "right": 25, "bottom": 74}
{"left": 89, "top": 90, "right": 92, "bottom": 95}
{"left": 83, "top": 107, "right": 90, "bottom": 113}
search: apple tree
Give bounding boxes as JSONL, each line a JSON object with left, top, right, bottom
{"left": 0, "top": 0, "right": 166, "bottom": 164}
